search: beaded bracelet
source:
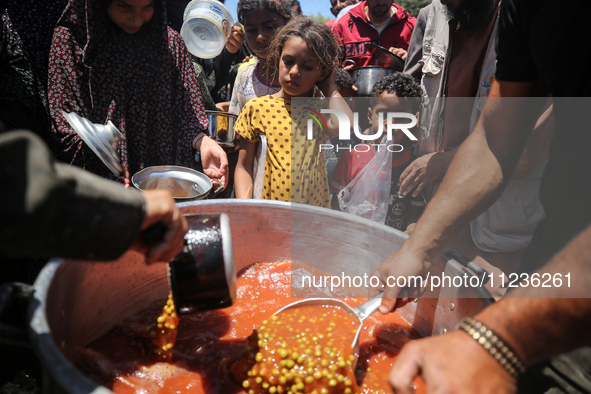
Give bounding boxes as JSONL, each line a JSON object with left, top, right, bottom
{"left": 456, "top": 316, "right": 526, "bottom": 379}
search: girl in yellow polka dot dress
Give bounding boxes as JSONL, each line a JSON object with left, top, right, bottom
{"left": 234, "top": 18, "right": 353, "bottom": 208}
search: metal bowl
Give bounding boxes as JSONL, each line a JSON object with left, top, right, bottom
{"left": 131, "top": 165, "right": 223, "bottom": 201}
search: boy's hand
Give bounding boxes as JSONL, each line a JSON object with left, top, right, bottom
{"left": 225, "top": 25, "right": 244, "bottom": 54}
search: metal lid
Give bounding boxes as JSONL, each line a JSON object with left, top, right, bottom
{"left": 62, "top": 111, "right": 125, "bottom": 176}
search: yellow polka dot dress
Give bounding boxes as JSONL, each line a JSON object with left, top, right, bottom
{"left": 235, "top": 96, "right": 331, "bottom": 208}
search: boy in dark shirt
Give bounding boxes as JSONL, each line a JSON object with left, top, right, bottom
{"left": 331, "top": 72, "right": 425, "bottom": 232}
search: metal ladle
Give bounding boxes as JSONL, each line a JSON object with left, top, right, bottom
{"left": 271, "top": 293, "right": 383, "bottom": 369}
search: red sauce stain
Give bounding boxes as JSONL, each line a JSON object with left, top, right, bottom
{"left": 66, "top": 261, "right": 425, "bottom": 393}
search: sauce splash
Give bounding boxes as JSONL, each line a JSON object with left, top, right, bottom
{"left": 148, "top": 292, "right": 179, "bottom": 361}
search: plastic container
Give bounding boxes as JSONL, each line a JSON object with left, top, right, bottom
{"left": 181, "top": 0, "right": 234, "bottom": 59}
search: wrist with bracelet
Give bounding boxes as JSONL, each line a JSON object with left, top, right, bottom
{"left": 456, "top": 316, "right": 526, "bottom": 379}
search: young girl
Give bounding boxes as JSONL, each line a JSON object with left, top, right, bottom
{"left": 228, "top": 0, "right": 292, "bottom": 115}
{"left": 234, "top": 18, "right": 353, "bottom": 207}
{"left": 48, "top": 0, "right": 228, "bottom": 185}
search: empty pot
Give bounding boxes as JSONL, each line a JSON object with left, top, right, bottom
{"left": 131, "top": 165, "right": 224, "bottom": 201}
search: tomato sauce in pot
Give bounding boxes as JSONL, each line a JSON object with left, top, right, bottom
{"left": 65, "top": 261, "right": 424, "bottom": 393}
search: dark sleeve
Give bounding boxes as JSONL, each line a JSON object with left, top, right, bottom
{"left": 495, "top": 0, "right": 538, "bottom": 82}
{"left": 193, "top": 61, "right": 217, "bottom": 111}
{"left": 403, "top": 4, "right": 430, "bottom": 82}
{"left": 212, "top": 47, "right": 247, "bottom": 102}
{"left": 0, "top": 131, "right": 146, "bottom": 261}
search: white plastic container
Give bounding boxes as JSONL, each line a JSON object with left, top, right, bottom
{"left": 181, "top": 0, "right": 234, "bottom": 59}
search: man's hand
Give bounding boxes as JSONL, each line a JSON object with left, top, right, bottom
{"left": 225, "top": 25, "right": 244, "bottom": 54}
{"left": 398, "top": 152, "right": 447, "bottom": 197}
{"left": 389, "top": 330, "right": 516, "bottom": 394}
{"left": 135, "top": 190, "right": 188, "bottom": 264}
{"left": 369, "top": 247, "right": 430, "bottom": 313}
{"left": 200, "top": 135, "right": 229, "bottom": 187}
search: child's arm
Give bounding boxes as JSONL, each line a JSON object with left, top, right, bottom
{"left": 234, "top": 138, "right": 257, "bottom": 199}
{"left": 317, "top": 68, "right": 354, "bottom": 139}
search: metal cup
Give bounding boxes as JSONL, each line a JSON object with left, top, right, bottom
{"left": 167, "top": 213, "right": 236, "bottom": 315}
{"left": 205, "top": 110, "right": 237, "bottom": 148}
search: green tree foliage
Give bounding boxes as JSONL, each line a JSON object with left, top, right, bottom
{"left": 396, "top": 0, "right": 431, "bottom": 17}
{"left": 309, "top": 12, "right": 331, "bottom": 23}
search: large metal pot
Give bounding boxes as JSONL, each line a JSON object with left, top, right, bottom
{"left": 28, "top": 200, "right": 493, "bottom": 393}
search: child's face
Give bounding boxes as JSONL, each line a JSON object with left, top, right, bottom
{"left": 243, "top": 10, "right": 286, "bottom": 59}
{"left": 107, "top": 0, "right": 155, "bottom": 34}
{"left": 279, "top": 37, "right": 329, "bottom": 98}
{"left": 368, "top": 92, "right": 416, "bottom": 145}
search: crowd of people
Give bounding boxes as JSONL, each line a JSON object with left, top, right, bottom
{"left": 1, "top": 0, "right": 590, "bottom": 392}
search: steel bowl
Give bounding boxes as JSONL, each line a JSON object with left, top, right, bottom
{"left": 131, "top": 165, "right": 223, "bottom": 201}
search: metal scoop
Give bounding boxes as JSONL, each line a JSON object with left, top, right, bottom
{"left": 271, "top": 293, "right": 383, "bottom": 368}
{"left": 140, "top": 214, "right": 237, "bottom": 315}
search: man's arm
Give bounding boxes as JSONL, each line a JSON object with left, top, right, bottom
{"left": 371, "top": 81, "right": 546, "bottom": 311}
{"left": 0, "top": 131, "right": 186, "bottom": 263}
{"left": 388, "top": 223, "right": 591, "bottom": 394}
{"left": 476, "top": 224, "right": 591, "bottom": 365}
{"left": 510, "top": 102, "right": 554, "bottom": 180}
